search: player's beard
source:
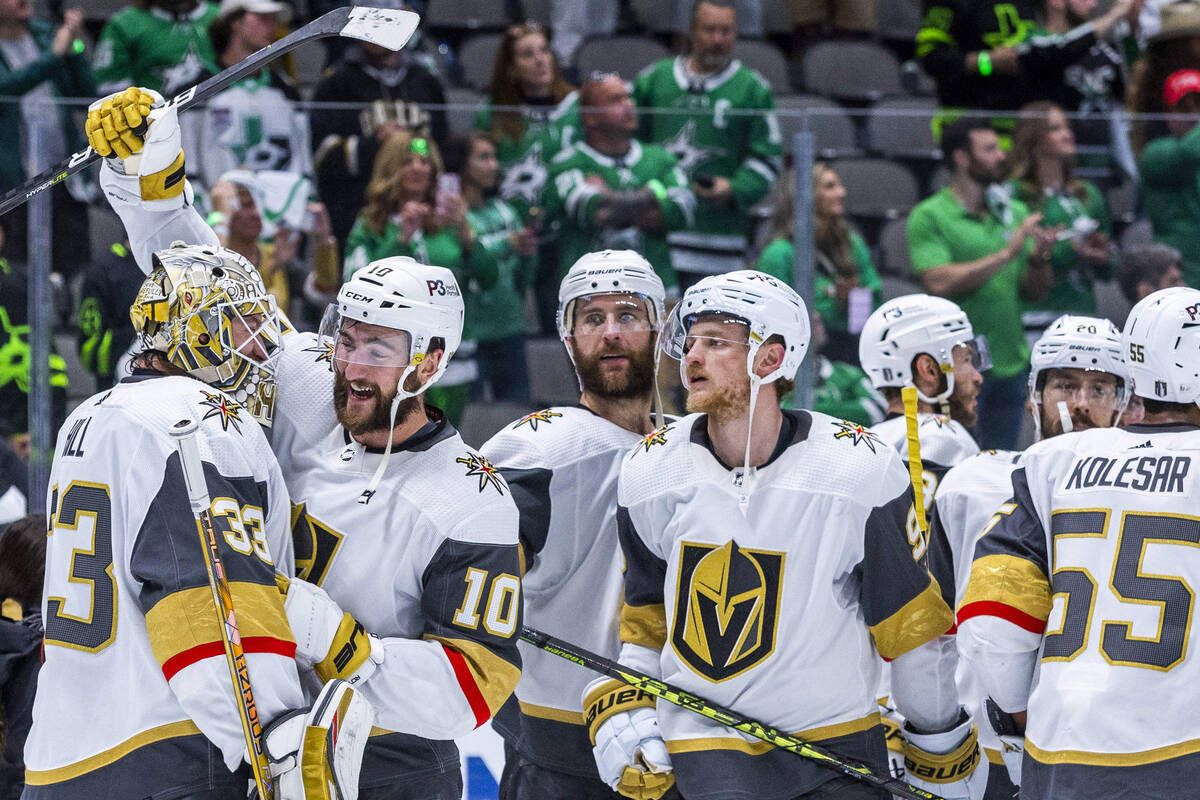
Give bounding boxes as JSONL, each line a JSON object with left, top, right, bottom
{"left": 574, "top": 339, "right": 657, "bottom": 399}
{"left": 949, "top": 383, "right": 979, "bottom": 429}
{"left": 686, "top": 372, "right": 751, "bottom": 422}
{"left": 1039, "top": 402, "right": 1110, "bottom": 438}
{"left": 333, "top": 371, "right": 420, "bottom": 437}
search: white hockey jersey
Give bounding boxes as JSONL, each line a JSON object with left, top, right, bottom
{"left": 269, "top": 333, "right": 523, "bottom": 789}
{"left": 872, "top": 413, "right": 981, "bottom": 512}
{"left": 24, "top": 373, "right": 301, "bottom": 797}
{"left": 958, "top": 423, "right": 1200, "bottom": 799}
{"left": 481, "top": 405, "right": 644, "bottom": 778}
{"left": 616, "top": 411, "right": 958, "bottom": 800}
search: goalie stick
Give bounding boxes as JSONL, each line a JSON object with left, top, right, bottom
{"left": 519, "top": 626, "right": 949, "bottom": 800}
{"left": 170, "top": 418, "right": 274, "bottom": 799}
{"left": 0, "top": 5, "right": 419, "bottom": 217}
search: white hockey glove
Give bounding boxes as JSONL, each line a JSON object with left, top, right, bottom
{"left": 278, "top": 574, "right": 383, "bottom": 685}
{"left": 902, "top": 711, "right": 988, "bottom": 800}
{"left": 86, "top": 86, "right": 190, "bottom": 209}
{"left": 263, "top": 678, "right": 375, "bottom": 800}
{"left": 879, "top": 704, "right": 906, "bottom": 779}
{"left": 583, "top": 678, "right": 674, "bottom": 800}
{"left": 985, "top": 697, "right": 1025, "bottom": 786}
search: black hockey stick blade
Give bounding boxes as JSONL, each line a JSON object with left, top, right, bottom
{"left": 520, "top": 626, "right": 949, "bottom": 800}
{"left": 0, "top": 6, "right": 419, "bottom": 218}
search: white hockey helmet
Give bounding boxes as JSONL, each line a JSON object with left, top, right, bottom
{"left": 132, "top": 242, "right": 283, "bottom": 426}
{"left": 556, "top": 249, "right": 666, "bottom": 342}
{"left": 1028, "top": 314, "right": 1130, "bottom": 410}
{"left": 1122, "top": 286, "right": 1200, "bottom": 406}
{"left": 319, "top": 257, "right": 464, "bottom": 398}
{"left": 660, "top": 270, "right": 809, "bottom": 386}
{"left": 859, "top": 293, "right": 989, "bottom": 404}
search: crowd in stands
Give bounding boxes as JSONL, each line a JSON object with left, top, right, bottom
{"left": 3, "top": 0, "right": 1200, "bottom": 464}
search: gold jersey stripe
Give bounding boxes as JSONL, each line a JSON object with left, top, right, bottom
{"left": 424, "top": 633, "right": 521, "bottom": 716}
{"left": 869, "top": 578, "right": 953, "bottom": 661}
{"left": 1, "top": 597, "right": 20, "bottom": 621}
{"left": 958, "top": 554, "right": 1052, "bottom": 623}
{"left": 620, "top": 602, "right": 667, "bottom": 649}
{"left": 519, "top": 700, "right": 586, "bottom": 725}
{"left": 370, "top": 726, "right": 397, "bottom": 737}
{"left": 985, "top": 747, "right": 1005, "bottom": 765}
{"left": 24, "top": 720, "right": 202, "bottom": 784}
{"left": 664, "top": 712, "right": 882, "bottom": 756}
{"left": 146, "top": 581, "right": 295, "bottom": 669}
{"left": 1026, "top": 736, "right": 1200, "bottom": 767}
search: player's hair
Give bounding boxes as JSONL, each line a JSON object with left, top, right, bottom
{"left": 941, "top": 116, "right": 994, "bottom": 167}
{"left": 0, "top": 514, "right": 46, "bottom": 608}
{"left": 1008, "top": 102, "right": 1088, "bottom": 207}
{"left": 1141, "top": 397, "right": 1197, "bottom": 415}
{"left": 360, "top": 129, "right": 444, "bottom": 234}
{"left": 442, "top": 130, "right": 497, "bottom": 196}
{"left": 1118, "top": 243, "right": 1182, "bottom": 303}
{"left": 691, "top": 0, "right": 738, "bottom": 25}
{"left": 486, "top": 22, "right": 575, "bottom": 146}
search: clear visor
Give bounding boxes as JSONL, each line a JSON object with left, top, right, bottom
{"left": 220, "top": 297, "right": 282, "bottom": 374}
{"left": 1039, "top": 370, "right": 1127, "bottom": 412}
{"left": 659, "top": 306, "right": 751, "bottom": 361}
{"left": 318, "top": 304, "right": 413, "bottom": 369}
{"left": 956, "top": 335, "right": 992, "bottom": 372}
{"left": 566, "top": 293, "right": 656, "bottom": 339}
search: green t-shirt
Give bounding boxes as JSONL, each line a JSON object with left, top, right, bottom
{"left": 1140, "top": 122, "right": 1200, "bottom": 288}
{"left": 543, "top": 140, "right": 695, "bottom": 291}
{"left": 465, "top": 198, "right": 530, "bottom": 342}
{"left": 907, "top": 187, "right": 1032, "bottom": 379}
{"left": 757, "top": 231, "right": 882, "bottom": 333}
{"left": 93, "top": 3, "right": 219, "bottom": 95}
{"left": 1010, "top": 179, "right": 1113, "bottom": 317}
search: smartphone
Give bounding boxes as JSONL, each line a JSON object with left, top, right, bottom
{"left": 694, "top": 175, "right": 715, "bottom": 190}
{"left": 436, "top": 173, "right": 461, "bottom": 217}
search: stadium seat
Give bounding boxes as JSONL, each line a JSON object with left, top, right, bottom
{"left": 575, "top": 35, "right": 671, "bottom": 80}
{"left": 629, "top": 0, "right": 676, "bottom": 33}
{"left": 801, "top": 41, "right": 903, "bottom": 103}
{"left": 445, "top": 87, "right": 485, "bottom": 137}
{"left": 830, "top": 158, "right": 920, "bottom": 220}
{"left": 1106, "top": 180, "right": 1139, "bottom": 226}
{"left": 291, "top": 41, "right": 328, "bottom": 90}
{"left": 459, "top": 32, "right": 504, "bottom": 91}
{"left": 426, "top": 0, "right": 511, "bottom": 31}
{"left": 876, "top": 215, "right": 915, "bottom": 279}
{"left": 1118, "top": 218, "right": 1153, "bottom": 252}
{"left": 519, "top": 0, "right": 553, "bottom": 26}
{"left": 876, "top": 0, "right": 922, "bottom": 45}
{"left": 459, "top": 401, "right": 538, "bottom": 448}
{"left": 866, "top": 97, "right": 940, "bottom": 160}
{"left": 734, "top": 39, "right": 790, "bottom": 91}
{"left": 84, "top": 0, "right": 127, "bottom": 22}
{"left": 526, "top": 337, "right": 579, "bottom": 406}
{"left": 775, "top": 94, "right": 862, "bottom": 159}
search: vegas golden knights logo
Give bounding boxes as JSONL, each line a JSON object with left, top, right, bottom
{"left": 671, "top": 540, "right": 784, "bottom": 682}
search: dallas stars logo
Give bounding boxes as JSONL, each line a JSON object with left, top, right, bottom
{"left": 500, "top": 141, "right": 548, "bottom": 206}
{"left": 637, "top": 424, "right": 673, "bottom": 453}
{"left": 831, "top": 419, "right": 880, "bottom": 453}
{"left": 199, "top": 391, "right": 244, "bottom": 433}
{"left": 456, "top": 453, "right": 506, "bottom": 495}
{"left": 303, "top": 339, "right": 335, "bottom": 365}
{"left": 663, "top": 119, "right": 724, "bottom": 174}
{"left": 514, "top": 409, "right": 562, "bottom": 431}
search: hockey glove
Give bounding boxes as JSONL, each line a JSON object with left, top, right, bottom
{"left": 985, "top": 697, "right": 1025, "bottom": 786}
{"left": 87, "top": 86, "right": 188, "bottom": 206}
{"left": 263, "top": 678, "right": 374, "bottom": 800}
{"left": 280, "top": 576, "right": 383, "bottom": 685}
{"left": 879, "top": 705, "right": 906, "bottom": 779}
{"left": 902, "top": 711, "right": 988, "bottom": 800}
{"left": 583, "top": 677, "right": 674, "bottom": 800}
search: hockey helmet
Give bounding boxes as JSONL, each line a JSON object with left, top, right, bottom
{"left": 556, "top": 250, "right": 665, "bottom": 346}
{"left": 1028, "top": 315, "right": 1130, "bottom": 431}
{"left": 1122, "top": 286, "right": 1200, "bottom": 406}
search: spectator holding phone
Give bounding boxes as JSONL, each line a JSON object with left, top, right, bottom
{"left": 344, "top": 130, "right": 497, "bottom": 424}
{"left": 1008, "top": 101, "right": 1114, "bottom": 337}
{"left": 444, "top": 131, "right": 536, "bottom": 404}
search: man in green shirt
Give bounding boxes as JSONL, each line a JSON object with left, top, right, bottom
{"left": 908, "top": 116, "right": 1056, "bottom": 448}
{"left": 93, "top": 0, "right": 219, "bottom": 96}
{"left": 1140, "top": 68, "right": 1200, "bottom": 287}
{"left": 543, "top": 73, "right": 695, "bottom": 295}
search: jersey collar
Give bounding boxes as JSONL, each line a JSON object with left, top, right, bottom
{"left": 1122, "top": 422, "right": 1200, "bottom": 433}
{"left": 672, "top": 55, "right": 741, "bottom": 93}
{"left": 576, "top": 139, "right": 643, "bottom": 169}
{"left": 149, "top": 4, "right": 210, "bottom": 23}
{"left": 342, "top": 406, "right": 456, "bottom": 455}
{"left": 689, "top": 409, "right": 812, "bottom": 471}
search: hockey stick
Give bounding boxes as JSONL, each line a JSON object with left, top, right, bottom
{"left": 520, "top": 626, "right": 948, "bottom": 800}
{"left": 170, "top": 418, "right": 273, "bottom": 798}
{"left": 0, "top": 5, "right": 419, "bottom": 217}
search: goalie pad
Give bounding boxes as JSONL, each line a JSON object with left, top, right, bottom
{"left": 263, "top": 679, "right": 375, "bottom": 800}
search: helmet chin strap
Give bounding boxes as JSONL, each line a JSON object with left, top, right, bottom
{"left": 737, "top": 374, "right": 762, "bottom": 517}
{"left": 357, "top": 363, "right": 419, "bottom": 505}
{"left": 915, "top": 363, "right": 955, "bottom": 414}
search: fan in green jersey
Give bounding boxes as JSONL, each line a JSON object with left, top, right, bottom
{"left": 93, "top": 0, "right": 220, "bottom": 96}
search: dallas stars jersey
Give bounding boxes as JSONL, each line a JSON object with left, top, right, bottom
{"left": 93, "top": 3, "right": 219, "bottom": 96}
{"left": 617, "top": 411, "right": 956, "bottom": 800}
{"left": 474, "top": 92, "right": 581, "bottom": 219}
{"left": 190, "top": 68, "right": 312, "bottom": 188}
{"left": 633, "top": 56, "right": 781, "bottom": 275}
{"left": 481, "top": 406, "right": 645, "bottom": 779}
{"left": 25, "top": 373, "right": 301, "bottom": 798}
{"left": 958, "top": 423, "right": 1200, "bottom": 798}
{"left": 269, "top": 333, "right": 523, "bottom": 790}
{"left": 543, "top": 140, "right": 695, "bottom": 291}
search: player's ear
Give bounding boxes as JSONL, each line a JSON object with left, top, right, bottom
{"left": 753, "top": 341, "right": 784, "bottom": 377}
{"left": 913, "top": 353, "right": 941, "bottom": 393}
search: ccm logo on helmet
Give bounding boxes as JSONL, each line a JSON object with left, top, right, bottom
{"left": 427, "top": 279, "right": 461, "bottom": 297}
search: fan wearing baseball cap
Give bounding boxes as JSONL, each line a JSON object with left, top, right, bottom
{"left": 1139, "top": 64, "right": 1200, "bottom": 288}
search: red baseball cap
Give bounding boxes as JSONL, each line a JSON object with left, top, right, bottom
{"left": 1164, "top": 69, "right": 1200, "bottom": 108}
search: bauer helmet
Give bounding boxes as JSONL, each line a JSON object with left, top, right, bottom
{"left": 1028, "top": 314, "right": 1130, "bottom": 434}
{"left": 1122, "top": 286, "right": 1200, "bottom": 406}
{"left": 859, "top": 293, "right": 990, "bottom": 404}
{"left": 130, "top": 242, "right": 283, "bottom": 425}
